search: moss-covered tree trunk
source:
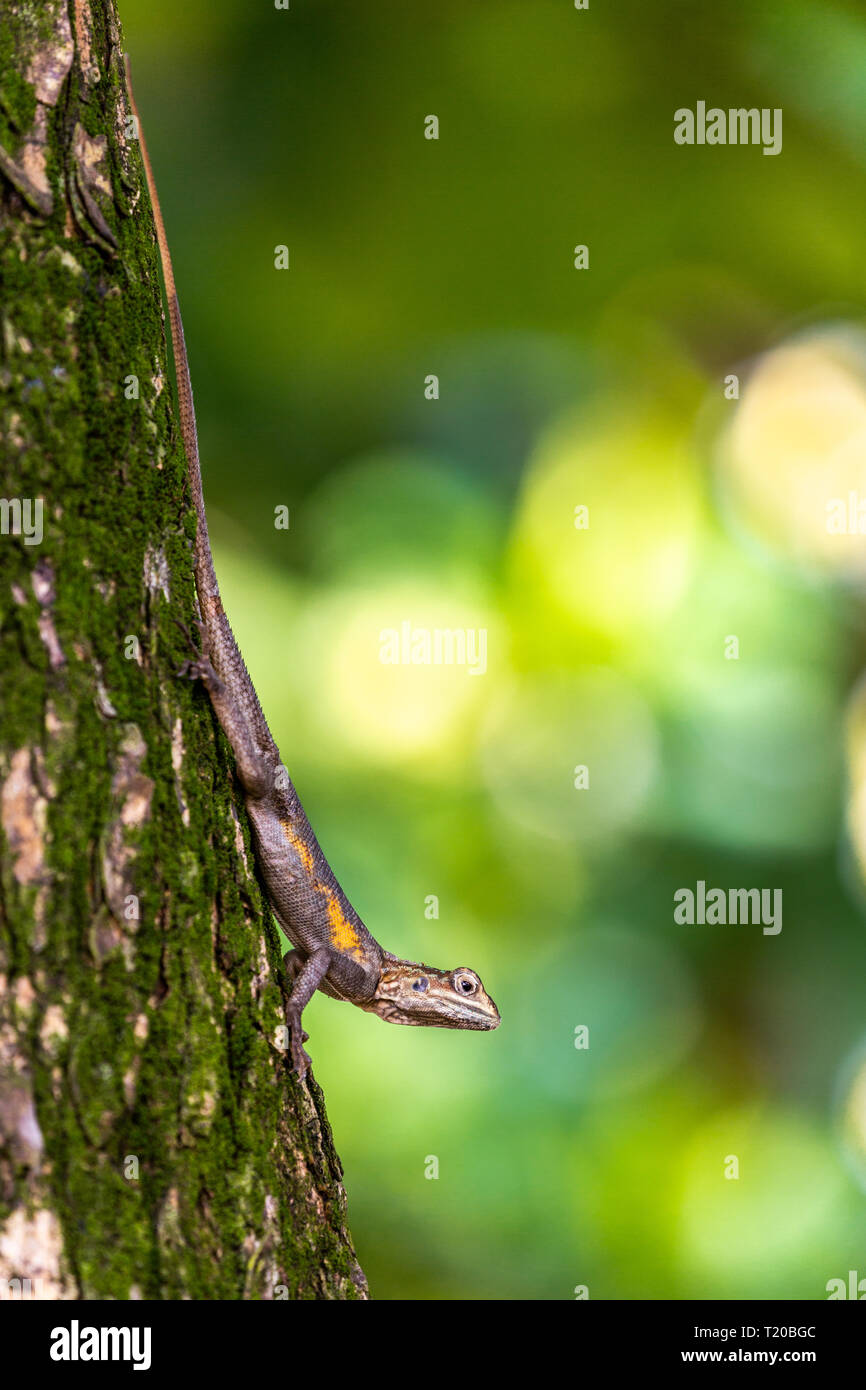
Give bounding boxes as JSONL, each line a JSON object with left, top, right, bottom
{"left": 0, "top": 0, "right": 367, "bottom": 1300}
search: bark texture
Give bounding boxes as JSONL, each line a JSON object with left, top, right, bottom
{"left": 0, "top": 0, "right": 367, "bottom": 1299}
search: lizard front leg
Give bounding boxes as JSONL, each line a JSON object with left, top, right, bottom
{"left": 283, "top": 947, "right": 331, "bottom": 1075}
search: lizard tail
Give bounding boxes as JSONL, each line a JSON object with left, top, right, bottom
{"left": 124, "top": 54, "right": 223, "bottom": 622}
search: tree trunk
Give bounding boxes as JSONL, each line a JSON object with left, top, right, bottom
{"left": 0, "top": 0, "right": 367, "bottom": 1300}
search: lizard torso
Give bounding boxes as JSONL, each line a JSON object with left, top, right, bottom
{"left": 196, "top": 604, "right": 384, "bottom": 1006}
{"left": 245, "top": 782, "right": 384, "bottom": 1001}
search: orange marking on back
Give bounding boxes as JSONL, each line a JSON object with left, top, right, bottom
{"left": 324, "top": 891, "right": 364, "bottom": 959}
{"left": 279, "top": 820, "right": 365, "bottom": 959}
{"left": 280, "top": 820, "right": 314, "bottom": 874}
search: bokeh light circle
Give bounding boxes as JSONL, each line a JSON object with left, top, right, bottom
{"left": 717, "top": 325, "right": 866, "bottom": 580}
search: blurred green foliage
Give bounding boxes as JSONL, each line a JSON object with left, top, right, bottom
{"left": 122, "top": 0, "right": 866, "bottom": 1298}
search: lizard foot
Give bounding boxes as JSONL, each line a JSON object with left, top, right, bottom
{"left": 286, "top": 1012, "right": 312, "bottom": 1076}
{"left": 173, "top": 617, "right": 217, "bottom": 683}
{"left": 177, "top": 653, "right": 220, "bottom": 688}
{"left": 174, "top": 619, "right": 221, "bottom": 690}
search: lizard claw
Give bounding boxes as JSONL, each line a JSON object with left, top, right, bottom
{"left": 176, "top": 654, "right": 218, "bottom": 685}
{"left": 285, "top": 1012, "right": 312, "bottom": 1076}
{"left": 174, "top": 618, "right": 220, "bottom": 689}
{"left": 289, "top": 1033, "right": 312, "bottom": 1077}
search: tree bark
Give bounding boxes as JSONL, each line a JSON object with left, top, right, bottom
{"left": 0, "top": 0, "right": 367, "bottom": 1300}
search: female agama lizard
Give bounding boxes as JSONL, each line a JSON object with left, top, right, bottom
{"left": 125, "top": 60, "right": 500, "bottom": 1075}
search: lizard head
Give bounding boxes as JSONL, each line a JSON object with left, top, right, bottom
{"left": 366, "top": 958, "right": 500, "bottom": 1030}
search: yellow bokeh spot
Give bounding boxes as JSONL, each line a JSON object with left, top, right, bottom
{"left": 511, "top": 407, "right": 702, "bottom": 642}
{"left": 718, "top": 326, "right": 866, "bottom": 577}
{"left": 298, "top": 580, "right": 498, "bottom": 768}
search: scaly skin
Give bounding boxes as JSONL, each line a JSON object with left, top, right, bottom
{"left": 126, "top": 59, "right": 500, "bottom": 1074}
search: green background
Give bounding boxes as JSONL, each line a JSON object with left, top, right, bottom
{"left": 122, "top": 0, "right": 866, "bottom": 1299}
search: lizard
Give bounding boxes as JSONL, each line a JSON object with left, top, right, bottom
{"left": 124, "top": 59, "right": 500, "bottom": 1075}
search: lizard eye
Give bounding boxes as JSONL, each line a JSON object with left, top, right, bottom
{"left": 454, "top": 973, "right": 478, "bottom": 996}
{"left": 412, "top": 977, "right": 428, "bottom": 992}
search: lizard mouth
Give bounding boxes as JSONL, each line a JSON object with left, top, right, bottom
{"left": 371, "top": 999, "right": 500, "bottom": 1028}
{"left": 458, "top": 1003, "right": 500, "bottom": 1030}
